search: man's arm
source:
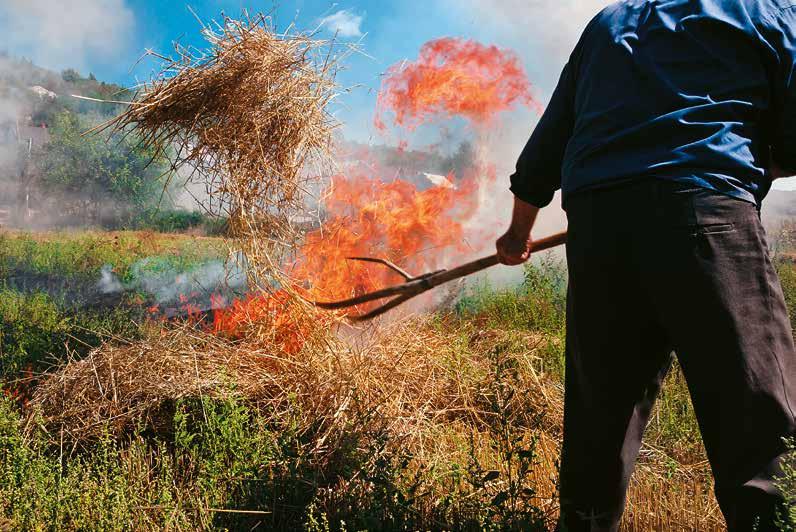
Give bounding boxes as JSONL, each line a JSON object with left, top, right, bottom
{"left": 496, "top": 198, "right": 540, "bottom": 265}
{"left": 497, "top": 62, "right": 577, "bottom": 265}
{"left": 768, "top": 9, "right": 796, "bottom": 177}
{"left": 509, "top": 62, "right": 576, "bottom": 209}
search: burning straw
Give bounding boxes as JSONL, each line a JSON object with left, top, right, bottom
{"left": 105, "top": 13, "right": 340, "bottom": 282}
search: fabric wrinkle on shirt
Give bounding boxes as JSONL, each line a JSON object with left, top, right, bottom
{"left": 510, "top": 0, "right": 796, "bottom": 209}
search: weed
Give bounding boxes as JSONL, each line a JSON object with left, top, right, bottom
{"left": 775, "top": 438, "right": 796, "bottom": 531}
{"left": 464, "top": 344, "right": 548, "bottom": 531}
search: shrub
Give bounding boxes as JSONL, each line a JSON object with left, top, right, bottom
{"left": 0, "top": 290, "right": 142, "bottom": 388}
{"left": 126, "top": 209, "right": 208, "bottom": 233}
{"left": 777, "top": 259, "right": 796, "bottom": 331}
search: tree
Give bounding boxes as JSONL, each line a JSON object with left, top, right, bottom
{"left": 446, "top": 141, "right": 475, "bottom": 181}
{"left": 61, "top": 69, "right": 81, "bottom": 83}
{"left": 36, "top": 110, "right": 170, "bottom": 225}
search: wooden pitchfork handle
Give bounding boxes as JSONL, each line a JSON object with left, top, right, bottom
{"left": 312, "top": 231, "right": 568, "bottom": 322}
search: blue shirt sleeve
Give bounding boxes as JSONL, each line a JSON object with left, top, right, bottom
{"left": 768, "top": 7, "right": 796, "bottom": 172}
{"left": 509, "top": 61, "right": 576, "bottom": 208}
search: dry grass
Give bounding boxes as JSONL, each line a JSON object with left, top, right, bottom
{"left": 105, "top": 13, "right": 340, "bottom": 283}
{"left": 29, "top": 317, "right": 723, "bottom": 530}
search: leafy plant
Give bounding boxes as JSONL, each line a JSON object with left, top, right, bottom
{"left": 464, "top": 345, "right": 548, "bottom": 531}
{"left": 775, "top": 438, "right": 796, "bottom": 531}
{"left": 35, "top": 110, "right": 170, "bottom": 226}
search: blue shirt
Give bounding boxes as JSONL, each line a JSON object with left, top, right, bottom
{"left": 510, "top": 0, "right": 796, "bottom": 208}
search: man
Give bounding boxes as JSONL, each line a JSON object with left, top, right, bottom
{"left": 496, "top": 1, "right": 796, "bottom": 530}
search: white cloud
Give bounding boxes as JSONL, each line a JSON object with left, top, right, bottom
{"left": 319, "top": 9, "right": 364, "bottom": 38}
{"left": 442, "top": 0, "right": 612, "bottom": 76}
{"left": 0, "top": 0, "right": 135, "bottom": 71}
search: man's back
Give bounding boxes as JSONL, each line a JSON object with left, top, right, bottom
{"left": 510, "top": 0, "right": 796, "bottom": 208}
{"left": 500, "top": 3, "right": 796, "bottom": 529}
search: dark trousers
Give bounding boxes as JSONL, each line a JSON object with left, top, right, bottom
{"left": 557, "top": 180, "right": 796, "bottom": 531}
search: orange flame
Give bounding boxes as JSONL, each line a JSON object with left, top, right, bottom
{"left": 209, "top": 37, "right": 537, "bottom": 342}
{"left": 294, "top": 169, "right": 479, "bottom": 301}
{"left": 211, "top": 290, "right": 314, "bottom": 353}
{"left": 375, "top": 37, "right": 539, "bottom": 131}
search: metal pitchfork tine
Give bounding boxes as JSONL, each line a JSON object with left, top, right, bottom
{"left": 312, "top": 231, "right": 568, "bottom": 322}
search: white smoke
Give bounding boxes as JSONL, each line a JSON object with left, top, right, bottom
{"left": 773, "top": 176, "right": 796, "bottom": 190}
{"left": 98, "top": 253, "right": 249, "bottom": 306}
{"left": 0, "top": 0, "right": 135, "bottom": 72}
{"left": 443, "top": 0, "right": 613, "bottom": 75}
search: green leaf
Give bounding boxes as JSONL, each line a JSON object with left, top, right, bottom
{"left": 482, "top": 470, "right": 500, "bottom": 483}
{"left": 491, "top": 491, "right": 508, "bottom": 506}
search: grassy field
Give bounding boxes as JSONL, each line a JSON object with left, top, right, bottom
{"left": 0, "top": 229, "right": 794, "bottom": 531}
{"left": 0, "top": 231, "right": 226, "bottom": 393}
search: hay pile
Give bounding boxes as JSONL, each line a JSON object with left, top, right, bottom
{"left": 29, "top": 319, "right": 562, "bottom": 452}
{"left": 106, "top": 13, "right": 340, "bottom": 278}
{"left": 28, "top": 318, "right": 725, "bottom": 529}
{"left": 30, "top": 326, "right": 281, "bottom": 444}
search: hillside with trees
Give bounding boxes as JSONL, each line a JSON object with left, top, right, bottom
{"left": 0, "top": 54, "right": 190, "bottom": 230}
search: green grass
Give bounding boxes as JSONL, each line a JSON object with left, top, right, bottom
{"left": 776, "top": 438, "right": 796, "bottom": 531}
{"left": 0, "top": 230, "right": 225, "bottom": 281}
{"left": 457, "top": 255, "right": 568, "bottom": 377}
{"left": 778, "top": 259, "right": 796, "bottom": 332}
{"left": 0, "top": 231, "right": 794, "bottom": 530}
{"left": 0, "top": 367, "right": 550, "bottom": 531}
{"left": 0, "top": 289, "right": 144, "bottom": 401}
{"left": 0, "top": 230, "right": 226, "bottom": 392}
{"left": 0, "top": 395, "right": 281, "bottom": 530}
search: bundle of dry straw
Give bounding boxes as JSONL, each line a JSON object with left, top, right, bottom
{"left": 29, "top": 320, "right": 560, "bottom": 452}
{"left": 106, "top": 13, "right": 340, "bottom": 279}
{"left": 29, "top": 320, "right": 723, "bottom": 529}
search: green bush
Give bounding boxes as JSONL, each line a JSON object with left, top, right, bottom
{"left": 126, "top": 209, "right": 209, "bottom": 233}
{"left": 0, "top": 395, "right": 275, "bottom": 530}
{"left": 0, "top": 395, "right": 444, "bottom": 531}
{"left": 36, "top": 110, "right": 170, "bottom": 227}
{"left": 0, "top": 289, "right": 141, "bottom": 383}
{"left": 777, "top": 259, "right": 796, "bottom": 331}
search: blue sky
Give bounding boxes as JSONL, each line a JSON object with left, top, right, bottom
{"left": 0, "top": 0, "right": 603, "bottom": 144}
{"left": 112, "top": 0, "right": 579, "bottom": 143}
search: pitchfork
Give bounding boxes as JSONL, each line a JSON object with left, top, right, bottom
{"left": 311, "top": 231, "right": 568, "bottom": 321}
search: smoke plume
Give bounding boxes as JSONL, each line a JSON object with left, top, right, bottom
{"left": 0, "top": 0, "right": 135, "bottom": 72}
{"left": 443, "top": 0, "right": 613, "bottom": 74}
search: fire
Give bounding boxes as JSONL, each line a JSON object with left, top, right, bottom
{"left": 375, "top": 37, "right": 539, "bottom": 131}
{"left": 207, "top": 37, "right": 538, "bottom": 341}
{"left": 211, "top": 291, "right": 313, "bottom": 354}
{"left": 294, "top": 168, "right": 479, "bottom": 302}
{"left": 209, "top": 163, "right": 484, "bottom": 340}
{"left": 3, "top": 364, "right": 34, "bottom": 407}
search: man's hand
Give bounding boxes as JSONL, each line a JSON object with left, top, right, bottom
{"left": 497, "top": 228, "right": 533, "bottom": 265}
{"left": 496, "top": 197, "right": 540, "bottom": 266}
